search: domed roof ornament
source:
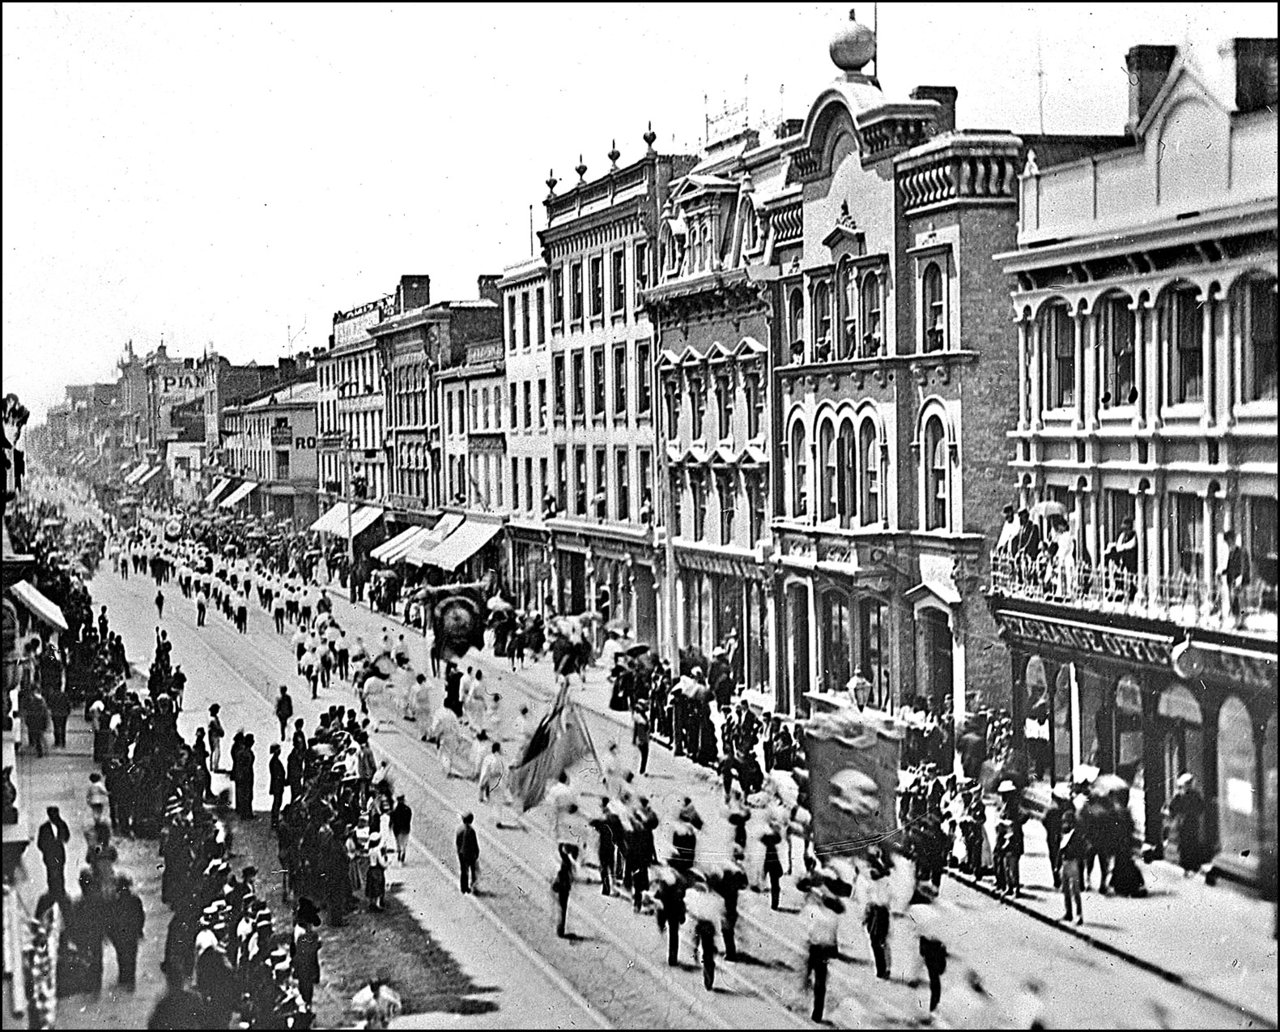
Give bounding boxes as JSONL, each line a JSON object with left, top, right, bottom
{"left": 643, "top": 122, "right": 657, "bottom": 154}
{"left": 576, "top": 155, "right": 588, "bottom": 183}
{"left": 608, "top": 140, "right": 621, "bottom": 171}
{"left": 830, "top": 8, "right": 876, "bottom": 77}
{"left": 546, "top": 169, "right": 558, "bottom": 199}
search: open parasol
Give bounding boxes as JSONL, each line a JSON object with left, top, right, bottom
{"left": 486, "top": 596, "right": 513, "bottom": 613}
{"left": 1029, "top": 500, "right": 1068, "bottom": 520}
{"left": 1090, "top": 773, "right": 1128, "bottom": 798}
{"left": 624, "top": 642, "right": 653, "bottom": 658}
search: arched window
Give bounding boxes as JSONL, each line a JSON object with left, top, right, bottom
{"left": 788, "top": 288, "right": 805, "bottom": 361}
{"left": 1236, "top": 272, "right": 1277, "bottom": 402}
{"left": 838, "top": 418, "right": 857, "bottom": 528}
{"left": 860, "top": 272, "right": 882, "bottom": 357}
{"left": 922, "top": 262, "right": 945, "bottom": 351}
{"left": 924, "top": 416, "right": 949, "bottom": 531}
{"left": 1040, "top": 301, "right": 1076, "bottom": 409}
{"left": 701, "top": 225, "right": 712, "bottom": 271}
{"left": 741, "top": 203, "right": 758, "bottom": 253}
{"left": 860, "top": 420, "right": 880, "bottom": 524}
{"left": 790, "top": 422, "right": 808, "bottom": 517}
{"left": 1158, "top": 282, "right": 1203, "bottom": 403}
{"left": 819, "top": 419, "right": 837, "bottom": 521}
{"left": 813, "top": 282, "right": 832, "bottom": 358}
{"left": 839, "top": 261, "right": 857, "bottom": 358}
{"left": 821, "top": 589, "right": 853, "bottom": 694}
{"left": 1098, "top": 293, "right": 1136, "bottom": 408}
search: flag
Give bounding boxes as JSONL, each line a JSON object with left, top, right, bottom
{"left": 508, "top": 685, "right": 592, "bottom": 812}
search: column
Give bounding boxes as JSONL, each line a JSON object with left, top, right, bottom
{"left": 1069, "top": 662, "right": 1082, "bottom": 771}
{"left": 1010, "top": 649, "right": 1030, "bottom": 752}
{"left": 1017, "top": 319, "right": 1030, "bottom": 430}
{"left": 1142, "top": 680, "right": 1166, "bottom": 849}
{"left": 1088, "top": 488, "right": 1102, "bottom": 577}
{"left": 1201, "top": 288, "right": 1216, "bottom": 427}
{"left": 1074, "top": 308, "right": 1087, "bottom": 430}
{"left": 1030, "top": 316, "right": 1044, "bottom": 430}
{"left": 1149, "top": 489, "right": 1164, "bottom": 603}
{"left": 764, "top": 576, "right": 779, "bottom": 711}
{"left": 1082, "top": 306, "right": 1099, "bottom": 431}
{"left": 1145, "top": 299, "right": 1162, "bottom": 429}
{"left": 1202, "top": 492, "right": 1216, "bottom": 593}
{"left": 806, "top": 580, "right": 819, "bottom": 704}
{"left": 673, "top": 567, "right": 687, "bottom": 651}
{"left": 951, "top": 620, "right": 967, "bottom": 776}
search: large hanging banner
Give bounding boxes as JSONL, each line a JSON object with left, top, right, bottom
{"left": 803, "top": 707, "right": 903, "bottom": 858}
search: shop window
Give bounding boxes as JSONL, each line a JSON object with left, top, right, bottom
{"left": 812, "top": 281, "right": 832, "bottom": 360}
{"left": 1041, "top": 301, "right": 1075, "bottom": 409}
{"left": 1099, "top": 293, "right": 1136, "bottom": 407}
{"left": 921, "top": 262, "right": 946, "bottom": 352}
{"left": 1239, "top": 273, "right": 1278, "bottom": 402}
{"left": 790, "top": 422, "right": 808, "bottom": 517}
{"left": 1246, "top": 494, "right": 1278, "bottom": 612}
{"left": 859, "top": 598, "right": 888, "bottom": 709}
{"left": 1172, "top": 492, "right": 1203, "bottom": 579}
{"left": 1217, "top": 696, "right": 1257, "bottom": 860}
{"left": 821, "top": 589, "right": 853, "bottom": 694}
{"left": 1160, "top": 283, "right": 1203, "bottom": 403}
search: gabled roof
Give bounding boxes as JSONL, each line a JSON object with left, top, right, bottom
{"left": 734, "top": 336, "right": 767, "bottom": 357}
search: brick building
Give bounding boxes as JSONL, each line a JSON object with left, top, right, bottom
{"left": 221, "top": 379, "right": 321, "bottom": 527}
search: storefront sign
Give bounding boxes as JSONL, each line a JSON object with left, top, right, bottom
{"left": 997, "top": 612, "right": 1174, "bottom": 666}
{"left": 1172, "top": 640, "right": 1277, "bottom": 691}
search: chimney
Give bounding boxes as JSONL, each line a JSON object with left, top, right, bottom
{"left": 1125, "top": 44, "right": 1177, "bottom": 134}
{"left": 775, "top": 118, "right": 805, "bottom": 139}
{"left": 398, "top": 274, "right": 431, "bottom": 312}
{"left": 911, "top": 86, "right": 958, "bottom": 134}
{"left": 476, "top": 275, "right": 502, "bottom": 305}
{"left": 1225, "top": 38, "right": 1278, "bottom": 113}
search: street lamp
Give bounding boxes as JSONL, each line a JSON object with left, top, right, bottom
{"left": 846, "top": 667, "right": 873, "bottom": 711}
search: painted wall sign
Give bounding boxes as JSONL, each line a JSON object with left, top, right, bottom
{"left": 996, "top": 611, "right": 1175, "bottom": 667}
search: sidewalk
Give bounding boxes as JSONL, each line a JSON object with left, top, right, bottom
{"left": 334, "top": 584, "right": 1279, "bottom": 1025}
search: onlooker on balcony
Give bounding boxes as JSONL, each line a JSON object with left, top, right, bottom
{"left": 995, "top": 503, "right": 1018, "bottom": 555}
{"left": 1104, "top": 517, "right": 1139, "bottom": 601}
{"left": 1219, "top": 528, "right": 1251, "bottom": 626}
{"left": 1012, "top": 508, "right": 1042, "bottom": 582}
{"left": 1047, "top": 515, "right": 1077, "bottom": 599}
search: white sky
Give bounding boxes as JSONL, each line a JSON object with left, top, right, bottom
{"left": 4, "top": 2, "right": 1276, "bottom": 422}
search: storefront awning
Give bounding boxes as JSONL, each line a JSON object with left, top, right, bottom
{"left": 310, "top": 501, "right": 347, "bottom": 534}
{"left": 371, "top": 525, "right": 425, "bottom": 563}
{"left": 8, "top": 580, "right": 68, "bottom": 632}
{"left": 204, "top": 478, "right": 232, "bottom": 505}
{"left": 124, "top": 461, "right": 151, "bottom": 485}
{"left": 220, "top": 481, "right": 259, "bottom": 508}
{"left": 137, "top": 466, "right": 163, "bottom": 487}
{"left": 403, "top": 512, "right": 465, "bottom": 566}
{"left": 417, "top": 519, "right": 502, "bottom": 572}
{"left": 310, "top": 502, "right": 382, "bottom": 537}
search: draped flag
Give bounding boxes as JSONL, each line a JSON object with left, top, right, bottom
{"left": 508, "top": 684, "right": 595, "bottom": 811}
{"left": 802, "top": 707, "right": 903, "bottom": 858}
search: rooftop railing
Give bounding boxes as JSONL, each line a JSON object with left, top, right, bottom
{"left": 988, "top": 552, "right": 1278, "bottom": 640}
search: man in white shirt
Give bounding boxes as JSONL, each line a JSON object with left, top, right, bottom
{"left": 804, "top": 893, "right": 841, "bottom": 1022}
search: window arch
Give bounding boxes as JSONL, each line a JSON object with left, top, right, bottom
{"left": 788, "top": 288, "right": 805, "bottom": 361}
{"left": 790, "top": 421, "right": 808, "bottom": 517}
{"left": 819, "top": 418, "right": 837, "bottom": 521}
{"left": 860, "top": 419, "right": 880, "bottom": 524}
{"left": 741, "top": 201, "right": 758, "bottom": 254}
{"left": 838, "top": 418, "right": 857, "bottom": 528}
{"left": 1157, "top": 281, "right": 1203, "bottom": 403}
{"left": 813, "top": 281, "right": 832, "bottom": 358}
{"left": 922, "top": 262, "right": 945, "bottom": 351}
{"left": 860, "top": 271, "right": 882, "bottom": 357}
{"left": 1039, "top": 300, "right": 1075, "bottom": 409}
{"left": 839, "top": 260, "right": 857, "bottom": 358}
{"left": 923, "top": 415, "right": 949, "bottom": 531}
{"left": 1234, "top": 272, "right": 1277, "bottom": 402}
{"left": 1097, "top": 291, "right": 1136, "bottom": 408}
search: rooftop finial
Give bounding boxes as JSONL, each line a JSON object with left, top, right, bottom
{"left": 830, "top": 6, "right": 876, "bottom": 76}
{"left": 608, "top": 140, "right": 620, "bottom": 171}
{"left": 576, "top": 155, "right": 588, "bottom": 183}
{"left": 546, "top": 169, "right": 558, "bottom": 198}
{"left": 643, "top": 121, "right": 657, "bottom": 153}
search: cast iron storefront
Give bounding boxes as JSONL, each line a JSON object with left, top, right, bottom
{"left": 552, "top": 526, "right": 658, "bottom": 645}
{"left": 993, "top": 601, "right": 1277, "bottom": 885}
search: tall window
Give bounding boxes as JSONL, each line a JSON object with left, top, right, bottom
{"left": 593, "top": 447, "right": 607, "bottom": 519}
{"left": 555, "top": 446, "right": 567, "bottom": 510}
{"left": 1099, "top": 294, "right": 1135, "bottom": 407}
{"left": 747, "top": 474, "right": 765, "bottom": 546}
{"left": 922, "top": 262, "right": 945, "bottom": 351}
{"left": 615, "top": 448, "right": 630, "bottom": 520}
{"left": 839, "top": 261, "right": 857, "bottom": 359}
{"left": 552, "top": 269, "right": 564, "bottom": 325}
{"left": 1172, "top": 492, "right": 1203, "bottom": 578}
{"left": 511, "top": 458, "right": 520, "bottom": 511}
{"left": 613, "top": 344, "right": 628, "bottom": 415}
{"left": 570, "top": 262, "right": 583, "bottom": 322}
{"left": 837, "top": 419, "right": 857, "bottom": 528}
{"left": 813, "top": 281, "right": 832, "bottom": 357}
{"left": 819, "top": 420, "right": 837, "bottom": 521}
{"left": 821, "top": 590, "right": 852, "bottom": 694}
{"left": 553, "top": 355, "right": 566, "bottom": 419}
{"left": 1240, "top": 274, "right": 1277, "bottom": 402}
{"left": 591, "top": 347, "right": 606, "bottom": 417}
{"left": 788, "top": 288, "right": 805, "bottom": 357}
{"left": 538, "top": 380, "right": 547, "bottom": 428}
{"left": 790, "top": 423, "right": 808, "bottom": 517}
{"left": 571, "top": 351, "right": 585, "bottom": 418}
{"left": 745, "top": 373, "right": 761, "bottom": 438}
{"left": 1161, "top": 284, "right": 1203, "bottom": 403}
{"left": 636, "top": 341, "right": 652, "bottom": 414}
{"left": 573, "top": 446, "right": 587, "bottom": 515}
{"left": 589, "top": 255, "right": 604, "bottom": 317}
{"left": 634, "top": 241, "right": 649, "bottom": 306}
{"left": 859, "top": 598, "right": 888, "bottom": 707}
{"left": 535, "top": 287, "right": 546, "bottom": 345}
{"left": 471, "top": 389, "right": 479, "bottom": 427}
{"left": 612, "top": 250, "right": 626, "bottom": 313}
{"left": 665, "top": 387, "right": 679, "bottom": 438}
{"left": 507, "top": 296, "right": 517, "bottom": 350}
{"left": 1042, "top": 301, "right": 1075, "bottom": 409}
{"left": 692, "top": 473, "right": 706, "bottom": 540}
{"left": 860, "top": 421, "right": 880, "bottom": 525}
{"left": 670, "top": 472, "right": 683, "bottom": 536}
{"left": 690, "top": 377, "right": 704, "bottom": 439}
{"left": 860, "top": 272, "right": 882, "bottom": 356}
{"left": 715, "top": 377, "right": 731, "bottom": 439}
{"left": 1245, "top": 495, "right": 1278, "bottom": 610}
{"left": 717, "top": 473, "right": 735, "bottom": 544}
{"left": 521, "top": 291, "right": 531, "bottom": 350}
{"left": 924, "top": 417, "right": 949, "bottom": 531}
{"left": 481, "top": 388, "right": 490, "bottom": 429}
{"left": 638, "top": 448, "right": 653, "bottom": 517}
{"left": 523, "top": 381, "right": 532, "bottom": 429}
{"left": 493, "top": 385, "right": 502, "bottom": 428}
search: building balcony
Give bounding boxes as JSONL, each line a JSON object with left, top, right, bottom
{"left": 988, "top": 553, "right": 1278, "bottom": 641}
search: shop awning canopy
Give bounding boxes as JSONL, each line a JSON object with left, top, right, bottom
{"left": 8, "top": 580, "right": 68, "bottom": 632}
{"left": 137, "top": 466, "right": 163, "bottom": 487}
{"left": 371, "top": 525, "right": 426, "bottom": 563}
{"left": 417, "top": 519, "right": 502, "bottom": 572}
{"left": 403, "top": 512, "right": 465, "bottom": 566}
{"left": 220, "top": 481, "right": 259, "bottom": 508}
{"left": 204, "top": 477, "right": 232, "bottom": 505}
{"left": 309, "top": 502, "right": 382, "bottom": 537}
{"left": 124, "top": 461, "right": 151, "bottom": 484}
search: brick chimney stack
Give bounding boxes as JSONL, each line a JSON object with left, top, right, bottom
{"left": 1125, "top": 44, "right": 1177, "bottom": 135}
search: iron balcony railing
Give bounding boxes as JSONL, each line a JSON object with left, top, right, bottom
{"left": 988, "top": 553, "right": 1278, "bottom": 640}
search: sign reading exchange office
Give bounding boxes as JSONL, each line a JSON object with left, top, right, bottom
{"left": 995, "top": 611, "right": 1175, "bottom": 667}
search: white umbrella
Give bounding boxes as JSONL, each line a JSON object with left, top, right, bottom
{"left": 1030, "top": 500, "right": 1068, "bottom": 520}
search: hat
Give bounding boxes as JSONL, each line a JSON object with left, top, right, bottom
{"left": 1051, "top": 783, "right": 1071, "bottom": 801}
{"left": 1002, "top": 503, "right": 1014, "bottom": 514}
{"left": 997, "top": 780, "right": 1017, "bottom": 794}
{"left": 1176, "top": 772, "right": 1194, "bottom": 787}
{"left": 1017, "top": 506, "right": 1029, "bottom": 516}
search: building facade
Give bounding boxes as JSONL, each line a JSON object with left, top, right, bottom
{"left": 991, "top": 38, "right": 1277, "bottom": 880}
{"left": 500, "top": 259, "right": 555, "bottom": 610}
{"left": 222, "top": 380, "right": 321, "bottom": 527}
{"left": 539, "top": 139, "right": 692, "bottom": 640}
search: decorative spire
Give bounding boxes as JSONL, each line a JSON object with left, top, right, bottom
{"left": 608, "top": 139, "right": 620, "bottom": 171}
{"left": 546, "top": 169, "right": 558, "bottom": 198}
{"left": 643, "top": 121, "right": 657, "bottom": 153}
{"left": 576, "top": 155, "right": 588, "bottom": 183}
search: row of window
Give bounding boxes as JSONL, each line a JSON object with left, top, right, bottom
{"left": 669, "top": 467, "right": 768, "bottom": 548}
{"left": 552, "top": 444, "right": 655, "bottom": 522}
{"left": 551, "top": 342, "right": 653, "bottom": 421}
{"left": 318, "top": 409, "right": 383, "bottom": 451}
{"left": 505, "top": 286, "right": 548, "bottom": 351}
{"left": 550, "top": 242, "right": 650, "bottom": 327}
{"left": 390, "top": 363, "right": 437, "bottom": 428}
{"left": 1036, "top": 273, "right": 1277, "bottom": 413}
{"left": 317, "top": 351, "right": 381, "bottom": 394}
{"left": 225, "top": 447, "right": 292, "bottom": 483}
{"left": 663, "top": 366, "right": 765, "bottom": 442}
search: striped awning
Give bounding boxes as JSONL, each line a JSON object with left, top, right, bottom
{"left": 137, "top": 466, "right": 164, "bottom": 487}
{"left": 371, "top": 525, "right": 427, "bottom": 563}
{"left": 8, "top": 580, "right": 68, "bottom": 632}
{"left": 310, "top": 502, "right": 382, "bottom": 537}
{"left": 124, "top": 462, "right": 150, "bottom": 484}
{"left": 220, "top": 481, "right": 259, "bottom": 508}
{"left": 204, "top": 478, "right": 232, "bottom": 505}
{"left": 414, "top": 519, "right": 501, "bottom": 572}
{"left": 403, "top": 512, "right": 464, "bottom": 566}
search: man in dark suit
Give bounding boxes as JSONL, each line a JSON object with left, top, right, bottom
{"left": 1013, "top": 507, "right": 1042, "bottom": 580}
{"left": 36, "top": 805, "right": 70, "bottom": 897}
{"left": 456, "top": 812, "right": 479, "bottom": 894}
{"left": 268, "top": 744, "right": 286, "bottom": 828}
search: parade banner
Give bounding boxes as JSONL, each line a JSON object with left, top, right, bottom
{"left": 803, "top": 707, "right": 903, "bottom": 857}
{"left": 508, "top": 685, "right": 595, "bottom": 812}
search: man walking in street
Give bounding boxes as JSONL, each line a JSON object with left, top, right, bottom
{"left": 456, "top": 812, "right": 479, "bottom": 894}
{"left": 109, "top": 873, "right": 146, "bottom": 990}
{"left": 37, "top": 805, "right": 70, "bottom": 897}
{"left": 390, "top": 795, "right": 412, "bottom": 865}
{"left": 208, "top": 704, "right": 225, "bottom": 773}
{"left": 275, "top": 685, "right": 294, "bottom": 742}
{"left": 805, "top": 891, "right": 840, "bottom": 1022}
{"left": 47, "top": 683, "right": 71, "bottom": 749}
{"left": 268, "top": 744, "right": 286, "bottom": 828}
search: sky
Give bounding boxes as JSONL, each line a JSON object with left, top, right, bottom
{"left": 3, "top": 2, "right": 1276, "bottom": 423}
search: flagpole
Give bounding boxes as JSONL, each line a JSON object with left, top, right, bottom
{"left": 573, "top": 701, "right": 607, "bottom": 790}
